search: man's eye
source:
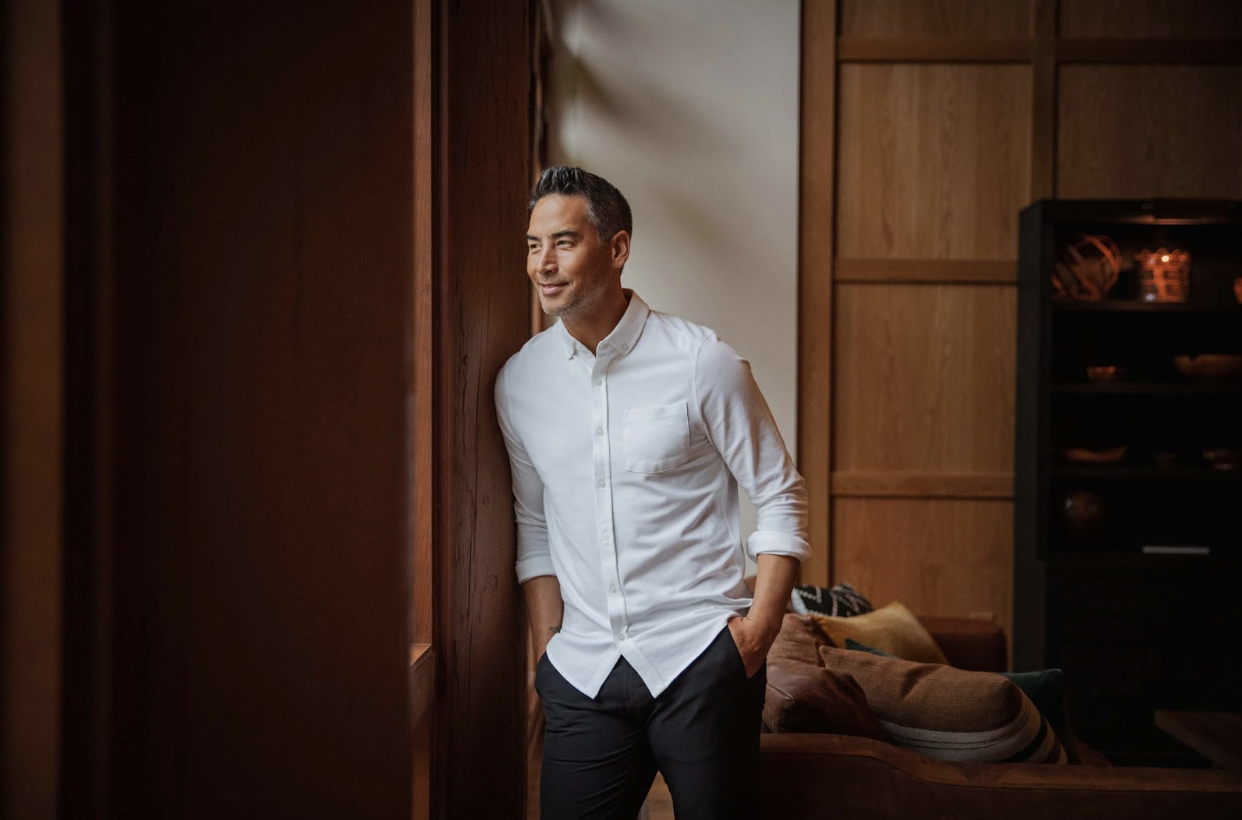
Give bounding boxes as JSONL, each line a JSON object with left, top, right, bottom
{"left": 557, "top": 240, "right": 572, "bottom": 247}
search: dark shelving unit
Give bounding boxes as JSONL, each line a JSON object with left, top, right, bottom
{"left": 1015, "top": 199, "right": 1242, "bottom": 767}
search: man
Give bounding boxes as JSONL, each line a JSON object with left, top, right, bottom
{"left": 495, "top": 166, "right": 808, "bottom": 819}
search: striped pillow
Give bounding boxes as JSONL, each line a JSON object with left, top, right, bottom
{"left": 819, "top": 645, "right": 1067, "bottom": 764}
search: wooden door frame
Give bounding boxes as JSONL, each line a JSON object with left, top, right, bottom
{"left": 427, "top": 0, "right": 534, "bottom": 816}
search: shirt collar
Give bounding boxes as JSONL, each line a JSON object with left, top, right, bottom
{"left": 558, "top": 289, "right": 650, "bottom": 360}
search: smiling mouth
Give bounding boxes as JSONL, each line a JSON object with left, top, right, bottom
{"left": 540, "top": 282, "right": 568, "bottom": 293}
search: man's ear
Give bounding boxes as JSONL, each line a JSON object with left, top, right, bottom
{"left": 610, "top": 230, "right": 631, "bottom": 270}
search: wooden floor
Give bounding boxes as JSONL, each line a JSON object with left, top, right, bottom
{"left": 644, "top": 773, "right": 674, "bottom": 819}
{"left": 526, "top": 764, "right": 675, "bottom": 819}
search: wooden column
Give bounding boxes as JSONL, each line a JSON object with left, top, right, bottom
{"left": 432, "top": 0, "right": 534, "bottom": 817}
{"left": 798, "top": 0, "right": 838, "bottom": 586}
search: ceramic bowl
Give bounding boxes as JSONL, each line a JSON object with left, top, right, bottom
{"left": 1062, "top": 444, "right": 1128, "bottom": 465}
{"left": 1203, "top": 449, "right": 1242, "bottom": 470}
{"left": 1173, "top": 354, "right": 1242, "bottom": 381}
{"left": 1085, "top": 365, "right": 1129, "bottom": 383}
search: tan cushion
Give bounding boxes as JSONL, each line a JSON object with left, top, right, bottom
{"left": 767, "top": 613, "right": 835, "bottom": 667}
{"left": 763, "top": 663, "right": 886, "bottom": 740}
{"left": 819, "top": 645, "right": 1067, "bottom": 764}
{"left": 811, "top": 602, "right": 949, "bottom": 665}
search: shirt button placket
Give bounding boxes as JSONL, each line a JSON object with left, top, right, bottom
{"left": 592, "top": 365, "right": 626, "bottom": 644}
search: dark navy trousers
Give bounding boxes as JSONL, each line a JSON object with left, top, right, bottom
{"left": 535, "top": 624, "right": 767, "bottom": 820}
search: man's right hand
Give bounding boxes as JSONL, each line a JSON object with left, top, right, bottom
{"left": 523, "top": 574, "right": 564, "bottom": 668}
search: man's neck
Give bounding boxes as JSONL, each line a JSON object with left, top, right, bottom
{"left": 563, "top": 289, "right": 631, "bottom": 355}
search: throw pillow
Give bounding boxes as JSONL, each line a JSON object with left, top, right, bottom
{"left": 812, "top": 602, "right": 949, "bottom": 665}
{"left": 845, "top": 638, "right": 1081, "bottom": 765}
{"left": 790, "top": 582, "right": 874, "bottom": 617}
{"left": 820, "top": 645, "right": 1068, "bottom": 764}
{"left": 768, "top": 613, "right": 836, "bottom": 667}
{"left": 763, "top": 663, "right": 887, "bottom": 740}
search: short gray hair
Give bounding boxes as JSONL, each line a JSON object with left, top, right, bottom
{"left": 528, "top": 166, "right": 633, "bottom": 241}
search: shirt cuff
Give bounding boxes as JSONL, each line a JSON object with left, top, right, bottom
{"left": 515, "top": 553, "right": 556, "bottom": 584}
{"left": 746, "top": 531, "right": 810, "bottom": 564}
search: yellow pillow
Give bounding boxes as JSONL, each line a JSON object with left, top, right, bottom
{"left": 810, "top": 601, "right": 948, "bottom": 665}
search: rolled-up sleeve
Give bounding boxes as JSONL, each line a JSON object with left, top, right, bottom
{"left": 694, "top": 336, "right": 810, "bottom": 563}
{"left": 495, "top": 366, "right": 556, "bottom": 583}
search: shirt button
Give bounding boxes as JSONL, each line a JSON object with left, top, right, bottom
{"left": 621, "top": 343, "right": 629, "bottom": 351}
{"left": 615, "top": 631, "right": 625, "bottom": 641}
{"left": 609, "top": 583, "right": 618, "bottom": 593}
{"left": 597, "top": 478, "right": 606, "bottom": 488}
{"left": 594, "top": 378, "right": 602, "bottom": 385}
{"left": 595, "top": 427, "right": 603, "bottom": 436}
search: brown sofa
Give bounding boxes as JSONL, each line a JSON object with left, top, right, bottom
{"left": 760, "top": 617, "right": 1242, "bottom": 819}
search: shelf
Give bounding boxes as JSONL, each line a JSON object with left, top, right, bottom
{"left": 1052, "top": 465, "right": 1242, "bottom": 481}
{"left": 1052, "top": 382, "right": 1242, "bottom": 396}
{"left": 1017, "top": 199, "right": 1242, "bottom": 762}
{"left": 1044, "top": 549, "right": 1234, "bottom": 568}
{"left": 1053, "top": 300, "right": 1242, "bottom": 314}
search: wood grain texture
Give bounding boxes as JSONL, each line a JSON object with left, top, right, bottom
{"left": 1030, "top": 0, "right": 1057, "bottom": 200}
{"left": 840, "top": 0, "right": 1031, "bottom": 38}
{"left": 835, "top": 259, "right": 1016, "bottom": 284}
{"left": 412, "top": 0, "right": 434, "bottom": 652}
{"left": 409, "top": 645, "right": 435, "bottom": 729}
{"left": 2, "top": 0, "right": 64, "bottom": 816}
{"left": 837, "top": 38, "right": 1032, "bottom": 62}
{"left": 832, "top": 498, "right": 1015, "bottom": 646}
{"left": 1057, "top": 39, "right": 1242, "bottom": 62}
{"left": 1059, "top": 0, "right": 1242, "bottom": 38}
{"left": 1057, "top": 65, "right": 1242, "bottom": 198}
{"left": 837, "top": 64, "right": 1031, "bottom": 260}
{"left": 434, "top": 1, "right": 533, "bottom": 817}
{"left": 833, "top": 284, "right": 1017, "bottom": 473}
{"left": 831, "top": 471, "right": 1014, "bottom": 499}
{"left": 798, "top": 0, "right": 838, "bottom": 587}
{"left": 69, "top": 1, "right": 418, "bottom": 816}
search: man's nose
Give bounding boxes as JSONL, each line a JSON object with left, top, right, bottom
{"left": 536, "top": 246, "right": 556, "bottom": 272}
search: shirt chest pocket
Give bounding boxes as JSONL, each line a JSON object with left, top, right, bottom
{"left": 623, "top": 401, "right": 690, "bottom": 473}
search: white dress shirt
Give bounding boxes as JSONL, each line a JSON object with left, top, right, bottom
{"left": 495, "top": 290, "right": 809, "bottom": 698}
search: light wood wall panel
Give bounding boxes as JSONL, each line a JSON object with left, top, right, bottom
{"left": 1059, "top": 0, "right": 1242, "bottom": 38}
{"left": 834, "top": 284, "right": 1016, "bottom": 472}
{"left": 833, "top": 498, "right": 1014, "bottom": 638}
{"left": 837, "top": 64, "right": 1031, "bottom": 260}
{"left": 803, "top": 0, "right": 1242, "bottom": 633}
{"left": 840, "top": 0, "right": 1031, "bottom": 38}
{"left": 1057, "top": 65, "right": 1242, "bottom": 198}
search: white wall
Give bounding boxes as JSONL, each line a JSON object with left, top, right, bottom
{"left": 546, "top": 0, "right": 802, "bottom": 549}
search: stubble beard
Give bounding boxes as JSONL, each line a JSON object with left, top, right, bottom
{"left": 540, "top": 277, "right": 606, "bottom": 320}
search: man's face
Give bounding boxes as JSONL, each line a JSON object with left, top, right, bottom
{"left": 526, "top": 194, "right": 619, "bottom": 319}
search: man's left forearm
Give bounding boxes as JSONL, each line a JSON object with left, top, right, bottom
{"left": 728, "top": 553, "right": 799, "bottom": 676}
{"left": 747, "top": 553, "right": 800, "bottom": 639}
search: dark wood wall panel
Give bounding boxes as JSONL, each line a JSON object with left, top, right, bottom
{"left": 1058, "top": 65, "right": 1242, "bottom": 198}
{"left": 66, "top": 1, "right": 417, "bottom": 816}
{"left": 840, "top": 0, "right": 1031, "bottom": 37}
{"left": 1059, "top": 0, "right": 1242, "bottom": 38}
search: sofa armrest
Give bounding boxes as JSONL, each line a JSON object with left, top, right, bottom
{"left": 760, "top": 734, "right": 1242, "bottom": 819}
{"left": 918, "top": 616, "right": 1007, "bottom": 672}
